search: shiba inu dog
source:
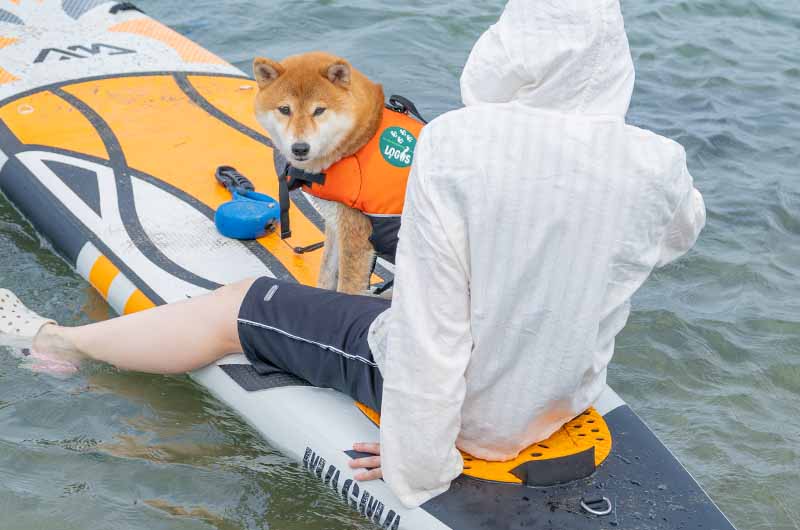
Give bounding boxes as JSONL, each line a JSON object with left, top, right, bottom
{"left": 253, "top": 52, "right": 422, "bottom": 295}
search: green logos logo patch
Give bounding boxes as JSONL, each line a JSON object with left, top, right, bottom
{"left": 379, "top": 126, "right": 417, "bottom": 168}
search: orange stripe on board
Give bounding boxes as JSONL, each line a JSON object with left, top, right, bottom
{"left": 109, "top": 19, "right": 226, "bottom": 65}
{"left": 88, "top": 255, "right": 120, "bottom": 298}
{"left": 0, "top": 38, "right": 19, "bottom": 83}
{"left": 123, "top": 290, "right": 156, "bottom": 314}
{"left": 0, "top": 68, "right": 17, "bottom": 85}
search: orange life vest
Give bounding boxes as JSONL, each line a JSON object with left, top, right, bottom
{"left": 303, "top": 107, "right": 423, "bottom": 216}
{"left": 277, "top": 105, "right": 424, "bottom": 263}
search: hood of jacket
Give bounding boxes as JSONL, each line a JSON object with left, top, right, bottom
{"left": 460, "top": 0, "right": 635, "bottom": 117}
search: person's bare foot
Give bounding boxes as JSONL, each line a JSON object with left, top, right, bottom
{"left": 23, "top": 348, "right": 79, "bottom": 376}
{"left": 32, "top": 323, "right": 84, "bottom": 367}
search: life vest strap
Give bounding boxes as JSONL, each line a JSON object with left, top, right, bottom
{"left": 274, "top": 150, "right": 326, "bottom": 240}
{"left": 277, "top": 168, "right": 292, "bottom": 239}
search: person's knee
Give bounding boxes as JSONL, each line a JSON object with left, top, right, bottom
{"left": 215, "top": 277, "right": 259, "bottom": 301}
{"left": 213, "top": 277, "right": 260, "bottom": 353}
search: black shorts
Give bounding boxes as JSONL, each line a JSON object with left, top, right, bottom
{"left": 237, "top": 277, "right": 389, "bottom": 411}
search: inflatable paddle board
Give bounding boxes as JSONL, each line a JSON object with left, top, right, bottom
{"left": 0, "top": 2, "right": 737, "bottom": 529}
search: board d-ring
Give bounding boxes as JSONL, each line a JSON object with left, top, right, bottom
{"left": 580, "top": 496, "right": 613, "bottom": 516}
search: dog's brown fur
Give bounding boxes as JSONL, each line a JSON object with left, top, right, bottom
{"left": 253, "top": 52, "right": 386, "bottom": 294}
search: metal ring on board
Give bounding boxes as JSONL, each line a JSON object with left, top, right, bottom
{"left": 580, "top": 496, "right": 613, "bottom": 516}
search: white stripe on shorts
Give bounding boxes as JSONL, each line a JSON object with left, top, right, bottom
{"left": 237, "top": 318, "right": 379, "bottom": 368}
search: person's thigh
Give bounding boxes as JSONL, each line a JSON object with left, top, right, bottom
{"left": 237, "top": 277, "right": 389, "bottom": 410}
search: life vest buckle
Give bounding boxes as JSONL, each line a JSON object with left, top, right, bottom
{"left": 386, "top": 95, "right": 428, "bottom": 124}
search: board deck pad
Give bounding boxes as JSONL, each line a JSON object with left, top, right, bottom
{"left": 0, "top": 2, "right": 736, "bottom": 529}
{"left": 355, "top": 403, "right": 613, "bottom": 485}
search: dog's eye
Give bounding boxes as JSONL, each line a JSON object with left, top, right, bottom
{"left": 313, "top": 107, "right": 326, "bottom": 117}
{"left": 278, "top": 106, "right": 291, "bottom": 116}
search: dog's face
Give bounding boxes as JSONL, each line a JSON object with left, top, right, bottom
{"left": 253, "top": 52, "right": 358, "bottom": 172}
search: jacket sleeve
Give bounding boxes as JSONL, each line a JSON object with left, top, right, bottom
{"left": 379, "top": 131, "right": 472, "bottom": 508}
{"left": 656, "top": 153, "right": 707, "bottom": 268}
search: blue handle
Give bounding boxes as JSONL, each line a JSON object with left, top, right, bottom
{"left": 215, "top": 190, "right": 280, "bottom": 240}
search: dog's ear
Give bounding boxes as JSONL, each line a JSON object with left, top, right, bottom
{"left": 324, "top": 61, "right": 351, "bottom": 87}
{"left": 253, "top": 58, "right": 284, "bottom": 89}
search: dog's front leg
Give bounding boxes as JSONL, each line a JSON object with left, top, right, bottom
{"left": 318, "top": 225, "right": 339, "bottom": 291}
{"left": 337, "top": 204, "right": 375, "bottom": 295}
{"left": 313, "top": 197, "right": 340, "bottom": 290}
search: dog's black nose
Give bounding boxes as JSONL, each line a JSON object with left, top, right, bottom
{"left": 291, "top": 142, "right": 310, "bottom": 158}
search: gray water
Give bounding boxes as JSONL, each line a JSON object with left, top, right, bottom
{"left": 1, "top": 1, "right": 798, "bottom": 529}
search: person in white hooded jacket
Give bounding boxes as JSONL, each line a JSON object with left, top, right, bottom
{"left": 1, "top": 0, "right": 705, "bottom": 512}
{"left": 364, "top": 0, "right": 705, "bottom": 506}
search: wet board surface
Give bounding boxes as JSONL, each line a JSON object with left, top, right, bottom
{"left": 0, "top": 2, "right": 737, "bottom": 529}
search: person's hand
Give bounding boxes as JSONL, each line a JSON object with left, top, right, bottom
{"left": 349, "top": 442, "right": 382, "bottom": 481}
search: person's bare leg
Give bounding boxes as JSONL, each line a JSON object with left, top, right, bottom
{"left": 32, "top": 278, "right": 257, "bottom": 374}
